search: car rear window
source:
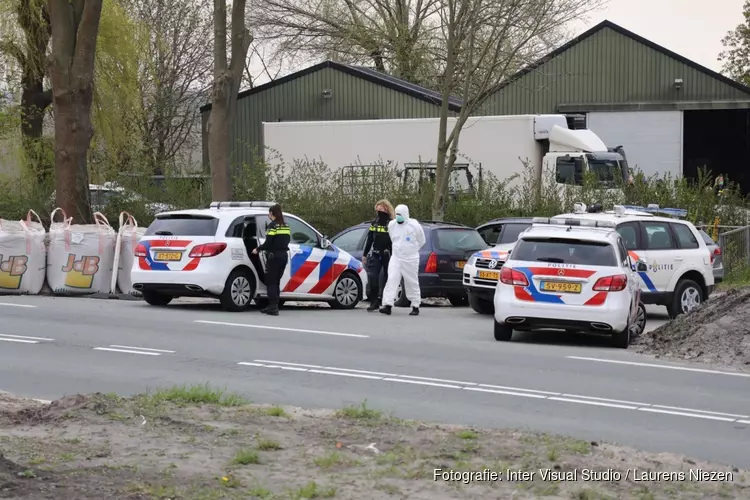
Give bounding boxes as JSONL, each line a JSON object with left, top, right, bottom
{"left": 432, "top": 228, "right": 488, "bottom": 252}
{"left": 499, "top": 223, "right": 531, "bottom": 244}
{"left": 512, "top": 238, "right": 617, "bottom": 266}
{"left": 698, "top": 229, "right": 715, "bottom": 245}
{"left": 144, "top": 215, "right": 219, "bottom": 236}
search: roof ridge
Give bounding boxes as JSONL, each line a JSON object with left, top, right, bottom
{"left": 492, "top": 19, "right": 750, "bottom": 97}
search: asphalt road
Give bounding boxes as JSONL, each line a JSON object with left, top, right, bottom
{"left": 1, "top": 296, "right": 748, "bottom": 468}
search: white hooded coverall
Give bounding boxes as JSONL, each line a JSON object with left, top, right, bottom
{"left": 382, "top": 204, "right": 426, "bottom": 307}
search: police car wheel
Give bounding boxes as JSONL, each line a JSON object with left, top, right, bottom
{"left": 219, "top": 269, "right": 255, "bottom": 312}
{"left": 142, "top": 291, "right": 172, "bottom": 307}
{"left": 612, "top": 314, "right": 632, "bottom": 349}
{"left": 329, "top": 272, "right": 361, "bottom": 309}
{"left": 630, "top": 302, "right": 647, "bottom": 338}
{"left": 469, "top": 293, "right": 494, "bottom": 315}
{"left": 668, "top": 279, "right": 702, "bottom": 318}
{"left": 493, "top": 320, "right": 513, "bottom": 341}
{"left": 395, "top": 280, "right": 411, "bottom": 307}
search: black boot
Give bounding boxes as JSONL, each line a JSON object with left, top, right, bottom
{"left": 379, "top": 305, "right": 392, "bottom": 315}
{"left": 367, "top": 299, "right": 379, "bottom": 312}
{"left": 409, "top": 307, "right": 419, "bottom": 316}
{"left": 260, "top": 306, "right": 270, "bottom": 314}
{"left": 266, "top": 307, "right": 279, "bottom": 316}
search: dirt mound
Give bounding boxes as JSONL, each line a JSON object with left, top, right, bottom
{"left": 633, "top": 287, "right": 750, "bottom": 369}
{"left": 1, "top": 394, "right": 91, "bottom": 426}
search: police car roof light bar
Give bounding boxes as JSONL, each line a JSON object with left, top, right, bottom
{"left": 532, "top": 217, "right": 616, "bottom": 228}
{"left": 210, "top": 201, "right": 277, "bottom": 209}
{"left": 618, "top": 204, "right": 688, "bottom": 218}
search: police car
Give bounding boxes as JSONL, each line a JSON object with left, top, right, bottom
{"left": 552, "top": 203, "right": 714, "bottom": 319}
{"left": 131, "top": 201, "right": 368, "bottom": 311}
{"left": 464, "top": 218, "right": 533, "bottom": 314}
{"left": 493, "top": 218, "right": 645, "bottom": 348}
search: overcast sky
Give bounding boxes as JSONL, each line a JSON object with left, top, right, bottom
{"left": 579, "top": 0, "right": 745, "bottom": 72}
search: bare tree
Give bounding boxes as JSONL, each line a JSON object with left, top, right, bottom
{"left": 48, "top": 0, "right": 104, "bottom": 223}
{"left": 123, "top": 0, "right": 213, "bottom": 174}
{"left": 255, "top": 0, "right": 442, "bottom": 86}
{"left": 430, "top": 0, "right": 602, "bottom": 220}
{"left": 0, "top": 0, "right": 53, "bottom": 184}
{"left": 208, "top": 0, "right": 252, "bottom": 200}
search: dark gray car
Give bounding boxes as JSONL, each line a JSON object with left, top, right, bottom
{"left": 698, "top": 229, "right": 724, "bottom": 283}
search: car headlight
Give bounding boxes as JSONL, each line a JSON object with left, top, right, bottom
{"left": 467, "top": 255, "right": 478, "bottom": 266}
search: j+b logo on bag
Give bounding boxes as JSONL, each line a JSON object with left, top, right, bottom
{"left": 0, "top": 255, "right": 28, "bottom": 290}
{"left": 62, "top": 254, "right": 100, "bottom": 289}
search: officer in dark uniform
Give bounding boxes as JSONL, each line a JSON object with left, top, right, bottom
{"left": 252, "top": 204, "right": 290, "bottom": 316}
{"left": 362, "top": 200, "right": 394, "bottom": 312}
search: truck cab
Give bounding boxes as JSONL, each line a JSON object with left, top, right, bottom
{"left": 537, "top": 123, "right": 628, "bottom": 192}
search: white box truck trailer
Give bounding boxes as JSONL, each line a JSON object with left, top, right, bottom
{"left": 262, "top": 114, "right": 629, "bottom": 192}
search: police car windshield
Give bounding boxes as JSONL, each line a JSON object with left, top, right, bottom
{"left": 145, "top": 214, "right": 219, "bottom": 236}
{"left": 512, "top": 237, "right": 617, "bottom": 267}
{"left": 433, "top": 228, "right": 488, "bottom": 252}
{"left": 499, "top": 223, "right": 531, "bottom": 244}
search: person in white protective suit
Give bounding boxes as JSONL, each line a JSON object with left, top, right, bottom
{"left": 379, "top": 204, "right": 426, "bottom": 316}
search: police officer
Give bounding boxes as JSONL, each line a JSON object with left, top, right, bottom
{"left": 362, "top": 200, "right": 394, "bottom": 312}
{"left": 252, "top": 204, "right": 290, "bottom": 316}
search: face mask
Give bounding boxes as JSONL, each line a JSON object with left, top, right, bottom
{"left": 396, "top": 214, "right": 405, "bottom": 223}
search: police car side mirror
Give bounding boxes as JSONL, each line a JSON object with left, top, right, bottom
{"left": 636, "top": 260, "right": 647, "bottom": 272}
{"left": 320, "top": 238, "right": 332, "bottom": 249}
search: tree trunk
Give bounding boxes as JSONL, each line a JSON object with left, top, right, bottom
{"left": 16, "top": 0, "right": 53, "bottom": 185}
{"left": 207, "top": 0, "right": 252, "bottom": 201}
{"left": 19, "top": 81, "right": 53, "bottom": 185}
{"left": 432, "top": 27, "right": 457, "bottom": 221}
{"left": 47, "top": 0, "right": 104, "bottom": 224}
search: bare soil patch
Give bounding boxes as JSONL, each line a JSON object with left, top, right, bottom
{"left": 0, "top": 387, "right": 747, "bottom": 499}
{"left": 633, "top": 287, "right": 750, "bottom": 370}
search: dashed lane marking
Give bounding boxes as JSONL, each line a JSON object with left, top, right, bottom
{"left": 238, "top": 359, "right": 750, "bottom": 426}
{"left": 0, "top": 333, "right": 54, "bottom": 344}
{"left": 195, "top": 320, "right": 369, "bottom": 338}
{"left": 567, "top": 356, "right": 750, "bottom": 378}
{"left": 0, "top": 303, "right": 36, "bottom": 308}
{"left": 93, "top": 345, "right": 176, "bottom": 356}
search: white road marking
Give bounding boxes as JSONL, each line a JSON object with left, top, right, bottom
{"left": 567, "top": 356, "right": 750, "bottom": 378}
{"left": 108, "top": 345, "right": 175, "bottom": 353}
{"left": 93, "top": 347, "right": 161, "bottom": 356}
{"left": 0, "top": 338, "right": 38, "bottom": 344}
{"left": 239, "top": 359, "right": 750, "bottom": 426}
{"left": 0, "top": 333, "right": 54, "bottom": 344}
{"left": 195, "top": 320, "right": 369, "bottom": 338}
{"left": 0, "top": 303, "right": 36, "bottom": 308}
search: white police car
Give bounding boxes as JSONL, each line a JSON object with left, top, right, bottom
{"left": 464, "top": 218, "right": 533, "bottom": 314}
{"left": 131, "top": 201, "right": 368, "bottom": 311}
{"left": 493, "top": 217, "right": 644, "bottom": 348}
{"left": 553, "top": 203, "right": 714, "bottom": 318}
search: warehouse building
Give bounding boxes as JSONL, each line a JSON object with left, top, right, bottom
{"left": 199, "top": 61, "right": 461, "bottom": 169}
{"left": 483, "top": 20, "right": 750, "bottom": 193}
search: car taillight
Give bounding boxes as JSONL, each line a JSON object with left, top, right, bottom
{"left": 189, "top": 242, "right": 227, "bottom": 258}
{"left": 424, "top": 252, "right": 437, "bottom": 273}
{"left": 500, "top": 266, "right": 529, "bottom": 286}
{"left": 714, "top": 247, "right": 722, "bottom": 256}
{"left": 134, "top": 243, "right": 147, "bottom": 257}
{"left": 593, "top": 274, "right": 627, "bottom": 292}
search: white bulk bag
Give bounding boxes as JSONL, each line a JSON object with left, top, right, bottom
{"left": 0, "top": 210, "right": 47, "bottom": 294}
{"left": 47, "top": 209, "right": 116, "bottom": 294}
{"left": 112, "top": 211, "right": 147, "bottom": 295}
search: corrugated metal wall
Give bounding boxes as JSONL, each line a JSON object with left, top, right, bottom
{"left": 204, "top": 67, "right": 446, "bottom": 168}
{"left": 483, "top": 27, "right": 750, "bottom": 115}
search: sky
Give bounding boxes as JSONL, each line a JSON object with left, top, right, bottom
{"left": 247, "top": 0, "right": 746, "bottom": 85}
{"left": 578, "top": 0, "right": 745, "bottom": 72}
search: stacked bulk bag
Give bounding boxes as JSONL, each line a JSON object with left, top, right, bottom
{"left": 46, "top": 208, "right": 116, "bottom": 294}
{"left": 0, "top": 210, "right": 47, "bottom": 294}
{"left": 112, "top": 211, "right": 146, "bottom": 295}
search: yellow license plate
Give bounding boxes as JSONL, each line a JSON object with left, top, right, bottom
{"left": 154, "top": 251, "right": 183, "bottom": 261}
{"left": 456, "top": 261, "right": 466, "bottom": 269}
{"left": 540, "top": 281, "right": 582, "bottom": 293}
{"left": 477, "top": 270, "right": 499, "bottom": 280}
